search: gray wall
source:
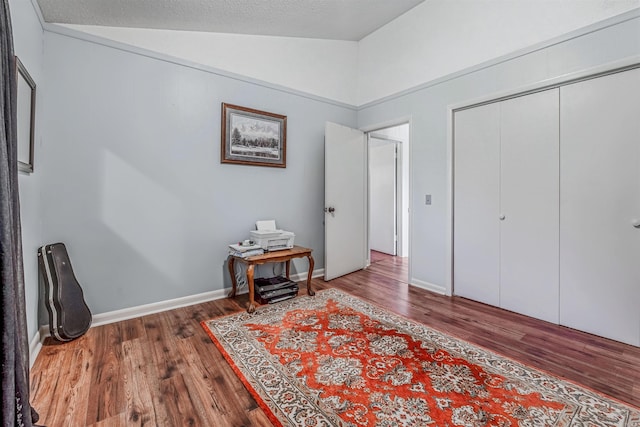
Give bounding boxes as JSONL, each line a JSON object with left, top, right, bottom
{"left": 41, "top": 31, "right": 356, "bottom": 314}
{"left": 10, "top": 0, "right": 44, "bottom": 344}
{"left": 15, "top": 6, "right": 640, "bottom": 327}
{"left": 358, "top": 13, "right": 640, "bottom": 292}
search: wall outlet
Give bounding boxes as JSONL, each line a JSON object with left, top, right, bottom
{"left": 425, "top": 194, "right": 432, "bottom": 205}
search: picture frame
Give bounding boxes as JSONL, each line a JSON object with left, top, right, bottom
{"left": 221, "top": 103, "right": 287, "bottom": 168}
{"left": 16, "top": 56, "right": 36, "bottom": 173}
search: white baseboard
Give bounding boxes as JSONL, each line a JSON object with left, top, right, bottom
{"left": 410, "top": 278, "right": 446, "bottom": 295}
{"left": 290, "top": 268, "right": 324, "bottom": 282}
{"left": 91, "top": 288, "right": 228, "bottom": 327}
{"left": 31, "top": 267, "right": 324, "bottom": 362}
{"left": 29, "top": 329, "right": 44, "bottom": 368}
{"left": 92, "top": 268, "right": 324, "bottom": 327}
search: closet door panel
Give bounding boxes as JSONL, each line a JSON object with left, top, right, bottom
{"left": 560, "top": 68, "right": 640, "bottom": 346}
{"left": 453, "top": 104, "right": 500, "bottom": 306}
{"left": 500, "top": 89, "right": 560, "bottom": 323}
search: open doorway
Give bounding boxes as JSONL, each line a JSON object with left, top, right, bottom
{"left": 367, "top": 123, "right": 410, "bottom": 268}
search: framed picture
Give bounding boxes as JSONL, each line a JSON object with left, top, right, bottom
{"left": 16, "top": 57, "right": 36, "bottom": 173}
{"left": 221, "top": 103, "right": 286, "bottom": 168}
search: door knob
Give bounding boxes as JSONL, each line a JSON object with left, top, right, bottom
{"left": 499, "top": 214, "right": 506, "bottom": 220}
{"left": 632, "top": 219, "right": 640, "bottom": 229}
{"left": 324, "top": 207, "right": 336, "bottom": 213}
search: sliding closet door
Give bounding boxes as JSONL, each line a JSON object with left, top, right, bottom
{"left": 500, "top": 89, "right": 559, "bottom": 323}
{"left": 560, "top": 68, "right": 640, "bottom": 346}
{"left": 453, "top": 103, "right": 500, "bottom": 306}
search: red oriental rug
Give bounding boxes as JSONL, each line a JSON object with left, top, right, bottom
{"left": 202, "top": 288, "right": 640, "bottom": 426}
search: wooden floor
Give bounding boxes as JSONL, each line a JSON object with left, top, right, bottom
{"left": 30, "top": 254, "right": 640, "bottom": 426}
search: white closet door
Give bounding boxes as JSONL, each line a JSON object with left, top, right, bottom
{"left": 560, "top": 68, "right": 640, "bottom": 346}
{"left": 454, "top": 103, "right": 500, "bottom": 306}
{"left": 500, "top": 89, "right": 560, "bottom": 323}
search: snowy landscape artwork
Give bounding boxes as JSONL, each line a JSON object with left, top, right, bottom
{"left": 221, "top": 103, "right": 287, "bottom": 168}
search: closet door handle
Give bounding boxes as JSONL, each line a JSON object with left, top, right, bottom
{"left": 499, "top": 214, "right": 506, "bottom": 221}
{"left": 632, "top": 219, "right": 640, "bottom": 229}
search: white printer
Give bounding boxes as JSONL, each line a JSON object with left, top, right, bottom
{"left": 249, "top": 220, "right": 295, "bottom": 251}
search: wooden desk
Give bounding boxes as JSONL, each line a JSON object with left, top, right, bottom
{"left": 227, "top": 246, "right": 315, "bottom": 313}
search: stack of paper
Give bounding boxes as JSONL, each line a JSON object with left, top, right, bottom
{"left": 229, "top": 243, "right": 264, "bottom": 258}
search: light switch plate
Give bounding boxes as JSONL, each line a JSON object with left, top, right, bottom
{"left": 425, "top": 194, "right": 432, "bottom": 205}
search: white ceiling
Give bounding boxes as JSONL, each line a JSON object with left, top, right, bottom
{"left": 35, "top": 0, "right": 426, "bottom": 41}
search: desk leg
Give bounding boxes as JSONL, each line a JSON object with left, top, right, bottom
{"left": 285, "top": 260, "right": 291, "bottom": 279}
{"left": 247, "top": 264, "right": 256, "bottom": 313}
{"left": 227, "top": 257, "right": 237, "bottom": 298}
{"left": 306, "top": 254, "right": 315, "bottom": 296}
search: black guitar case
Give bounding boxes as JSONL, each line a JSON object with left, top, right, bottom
{"left": 37, "top": 243, "right": 92, "bottom": 341}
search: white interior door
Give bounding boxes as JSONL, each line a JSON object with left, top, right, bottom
{"left": 324, "top": 122, "right": 367, "bottom": 280}
{"left": 560, "top": 68, "right": 640, "bottom": 346}
{"left": 369, "top": 138, "right": 397, "bottom": 255}
{"left": 499, "top": 89, "right": 559, "bottom": 324}
{"left": 453, "top": 103, "right": 501, "bottom": 306}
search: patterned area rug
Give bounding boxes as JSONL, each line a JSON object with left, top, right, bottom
{"left": 202, "top": 288, "right": 640, "bottom": 426}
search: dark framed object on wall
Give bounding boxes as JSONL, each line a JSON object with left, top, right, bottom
{"left": 221, "top": 103, "right": 287, "bottom": 168}
{"left": 16, "top": 56, "right": 36, "bottom": 173}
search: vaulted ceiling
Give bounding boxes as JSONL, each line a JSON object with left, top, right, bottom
{"left": 35, "top": 0, "right": 426, "bottom": 41}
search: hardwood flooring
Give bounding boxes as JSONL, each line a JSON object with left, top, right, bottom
{"left": 30, "top": 256, "right": 640, "bottom": 426}
{"left": 369, "top": 250, "right": 393, "bottom": 263}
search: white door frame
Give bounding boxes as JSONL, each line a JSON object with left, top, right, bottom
{"left": 360, "top": 118, "right": 412, "bottom": 279}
